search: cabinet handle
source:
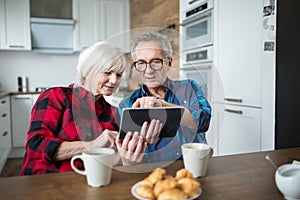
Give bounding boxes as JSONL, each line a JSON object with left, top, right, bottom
{"left": 2, "top": 131, "right": 8, "bottom": 137}
{"left": 13, "top": 97, "right": 31, "bottom": 99}
{"left": 225, "top": 109, "right": 243, "bottom": 115}
{"left": 189, "top": 0, "right": 200, "bottom": 4}
{"left": 1, "top": 113, "right": 7, "bottom": 118}
{"left": 1, "top": 100, "right": 6, "bottom": 104}
{"left": 9, "top": 45, "right": 25, "bottom": 48}
{"left": 180, "top": 12, "right": 211, "bottom": 26}
{"left": 224, "top": 98, "right": 243, "bottom": 103}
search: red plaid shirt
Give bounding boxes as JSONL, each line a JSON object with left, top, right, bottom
{"left": 20, "top": 84, "right": 119, "bottom": 175}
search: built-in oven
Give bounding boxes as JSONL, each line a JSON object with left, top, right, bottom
{"left": 182, "top": 45, "right": 213, "bottom": 65}
{"left": 180, "top": 62, "right": 212, "bottom": 101}
{"left": 180, "top": 0, "right": 214, "bottom": 50}
{"left": 180, "top": 45, "right": 213, "bottom": 101}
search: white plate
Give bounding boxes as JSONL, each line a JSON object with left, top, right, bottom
{"left": 131, "top": 181, "right": 202, "bottom": 200}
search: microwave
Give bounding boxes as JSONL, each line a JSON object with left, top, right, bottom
{"left": 181, "top": 0, "right": 214, "bottom": 50}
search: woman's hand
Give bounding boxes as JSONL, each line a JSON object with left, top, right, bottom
{"left": 116, "top": 120, "right": 163, "bottom": 166}
{"left": 89, "top": 129, "right": 119, "bottom": 148}
{"left": 116, "top": 131, "right": 146, "bottom": 166}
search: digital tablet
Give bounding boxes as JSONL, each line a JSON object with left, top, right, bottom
{"left": 119, "top": 106, "right": 185, "bottom": 139}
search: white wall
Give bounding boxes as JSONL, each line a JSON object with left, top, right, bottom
{"left": 0, "top": 51, "right": 79, "bottom": 92}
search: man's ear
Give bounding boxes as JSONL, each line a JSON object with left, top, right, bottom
{"left": 167, "top": 58, "right": 173, "bottom": 67}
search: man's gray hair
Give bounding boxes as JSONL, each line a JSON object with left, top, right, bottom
{"left": 131, "top": 32, "right": 173, "bottom": 61}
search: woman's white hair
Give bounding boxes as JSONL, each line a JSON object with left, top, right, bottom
{"left": 76, "top": 41, "right": 126, "bottom": 86}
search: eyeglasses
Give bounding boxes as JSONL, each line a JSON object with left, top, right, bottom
{"left": 132, "top": 58, "right": 168, "bottom": 72}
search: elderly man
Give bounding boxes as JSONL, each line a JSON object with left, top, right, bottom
{"left": 118, "top": 32, "right": 211, "bottom": 163}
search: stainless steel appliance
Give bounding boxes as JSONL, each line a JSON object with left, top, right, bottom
{"left": 30, "top": 17, "right": 74, "bottom": 54}
{"left": 180, "top": 45, "right": 213, "bottom": 101}
{"left": 180, "top": 0, "right": 214, "bottom": 100}
{"left": 180, "top": 0, "right": 214, "bottom": 50}
{"left": 180, "top": 61, "right": 212, "bottom": 101}
{"left": 181, "top": 45, "right": 213, "bottom": 65}
{"left": 17, "top": 76, "right": 28, "bottom": 92}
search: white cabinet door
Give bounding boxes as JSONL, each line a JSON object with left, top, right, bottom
{"left": 216, "top": 0, "right": 262, "bottom": 107}
{"left": 0, "top": 0, "right": 31, "bottom": 50}
{"left": 73, "top": 0, "right": 99, "bottom": 51}
{"left": 99, "top": 0, "right": 130, "bottom": 51}
{"left": 0, "top": 96, "right": 12, "bottom": 173}
{"left": 215, "top": 103, "right": 261, "bottom": 156}
{"left": 73, "top": 0, "right": 129, "bottom": 52}
{"left": 10, "top": 94, "right": 34, "bottom": 147}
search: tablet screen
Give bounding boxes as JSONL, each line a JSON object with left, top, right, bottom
{"left": 119, "top": 107, "right": 185, "bottom": 139}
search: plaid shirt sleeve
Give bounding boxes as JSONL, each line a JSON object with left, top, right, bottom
{"left": 21, "top": 85, "right": 118, "bottom": 175}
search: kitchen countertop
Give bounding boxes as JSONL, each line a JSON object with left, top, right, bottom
{"left": 2, "top": 90, "right": 131, "bottom": 98}
{"left": 10, "top": 91, "right": 42, "bottom": 95}
{"left": 0, "top": 91, "right": 43, "bottom": 99}
{"left": 0, "top": 91, "right": 10, "bottom": 99}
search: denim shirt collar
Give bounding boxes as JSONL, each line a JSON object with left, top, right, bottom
{"left": 141, "top": 78, "right": 173, "bottom": 98}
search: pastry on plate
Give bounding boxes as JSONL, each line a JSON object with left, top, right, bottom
{"left": 157, "top": 188, "right": 188, "bottom": 200}
{"left": 177, "top": 177, "right": 201, "bottom": 197}
{"left": 153, "top": 178, "right": 178, "bottom": 197}
{"left": 175, "top": 168, "right": 193, "bottom": 180}
{"left": 147, "top": 168, "right": 166, "bottom": 185}
{"left": 135, "top": 184, "right": 155, "bottom": 199}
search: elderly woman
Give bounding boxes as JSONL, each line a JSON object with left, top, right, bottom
{"left": 21, "top": 41, "right": 162, "bottom": 175}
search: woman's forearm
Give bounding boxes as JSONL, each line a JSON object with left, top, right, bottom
{"left": 53, "top": 141, "right": 90, "bottom": 161}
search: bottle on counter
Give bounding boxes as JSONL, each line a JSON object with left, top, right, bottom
{"left": 17, "top": 76, "right": 28, "bottom": 92}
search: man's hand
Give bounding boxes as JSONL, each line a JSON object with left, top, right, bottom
{"left": 132, "top": 96, "right": 167, "bottom": 108}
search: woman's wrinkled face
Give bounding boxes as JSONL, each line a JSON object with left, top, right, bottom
{"left": 86, "top": 67, "right": 124, "bottom": 96}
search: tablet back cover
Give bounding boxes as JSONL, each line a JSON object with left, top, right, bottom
{"left": 119, "top": 107, "right": 184, "bottom": 139}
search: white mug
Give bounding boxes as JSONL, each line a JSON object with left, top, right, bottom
{"left": 71, "top": 148, "right": 115, "bottom": 187}
{"left": 181, "top": 143, "right": 213, "bottom": 178}
{"left": 275, "top": 164, "right": 300, "bottom": 200}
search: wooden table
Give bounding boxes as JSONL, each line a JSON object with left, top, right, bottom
{"left": 1, "top": 148, "right": 300, "bottom": 200}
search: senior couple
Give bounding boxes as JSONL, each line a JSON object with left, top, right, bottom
{"left": 21, "top": 32, "right": 211, "bottom": 175}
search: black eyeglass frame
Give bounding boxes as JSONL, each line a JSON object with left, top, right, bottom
{"left": 132, "top": 58, "right": 169, "bottom": 72}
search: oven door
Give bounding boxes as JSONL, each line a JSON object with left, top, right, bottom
{"left": 181, "top": 12, "right": 213, "bottom": 50}
{"left": 180, "top": 62, "right": 212, "bottom": 101}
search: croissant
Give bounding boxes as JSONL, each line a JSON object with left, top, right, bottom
{"left": 153, "top": 178, "right": 177, "bottom": 197}
{"left": 157, "top": 188, "right": 187, "bottom": 200}
{"left": 175, "top": 168, "right": 194, "bottom": 180}
{"left": 177, "top": 177, "right": 201, "bottom": 197}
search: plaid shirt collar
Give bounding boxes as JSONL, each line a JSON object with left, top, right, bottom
{"left": 71, "top": 83, "right": 92, "bottom": 100}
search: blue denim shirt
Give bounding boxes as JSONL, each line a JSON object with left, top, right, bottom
{"left": 118, "top": 78, "right": 211, "bottom": 163}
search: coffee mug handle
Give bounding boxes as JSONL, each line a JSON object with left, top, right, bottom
{"left": 209, "top": 148, "right": 213, "bottom": 158}
{"left": 71, "top": 155, "right": 86, "bottom": 175}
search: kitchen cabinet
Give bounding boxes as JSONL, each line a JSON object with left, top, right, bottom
{"left": 73, "top": 0, "right": 130, "bottom": 52}
{"left": 214, "top": 103, "right": 261, "bottom": 156}
{"left": 206, "top": 0, "right": 266, "bottom": 156}
{"left": 10, "top": 94, "right": 39, "bottom": 157}
{"left": 214, "top": 0, "right": 262, "bottom": 108}
{"left": 0, "top": 0, "right": 31, "bottom": 50}
{"left": 0, "top": 96, "right": 12, "bottom": 173}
